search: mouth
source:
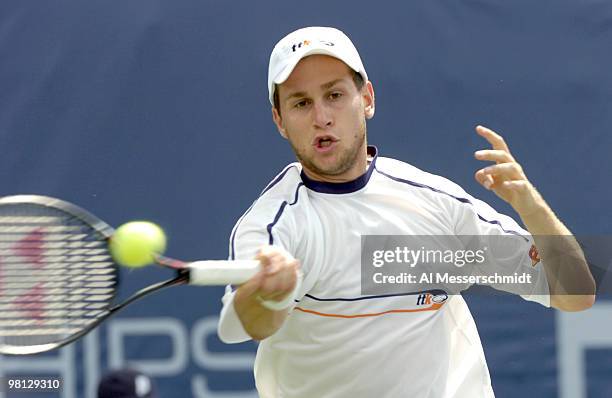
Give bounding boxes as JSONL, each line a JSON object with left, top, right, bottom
{"left": 313, "top": 135, "right": 339, "bottom": 151}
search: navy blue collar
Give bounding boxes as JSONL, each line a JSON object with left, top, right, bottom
{"left": 300, "top": 146, "right": 378, "bottom": 194}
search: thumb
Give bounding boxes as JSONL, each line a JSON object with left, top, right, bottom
{"left": 235, "top": 269, "right": 264, "bottom": 298}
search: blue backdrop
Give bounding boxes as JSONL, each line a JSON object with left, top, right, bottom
{"left": 1, "top": 1, "right": 611, "bottom": 397}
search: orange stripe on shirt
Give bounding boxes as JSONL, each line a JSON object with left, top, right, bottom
{"left": 294, "top": 303, "right": 443, "bottom": 318}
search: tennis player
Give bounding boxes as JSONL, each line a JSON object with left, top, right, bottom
{"left": 218, "top": 26, "right": 595, "bottom": 397}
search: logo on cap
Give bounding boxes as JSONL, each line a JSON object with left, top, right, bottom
{"left": 291, "top": 39, "right": 334, "bottom": 52}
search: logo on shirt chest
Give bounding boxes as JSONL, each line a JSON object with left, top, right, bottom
{"left": 416, "top": 292, "right": 448, "bottom": 306}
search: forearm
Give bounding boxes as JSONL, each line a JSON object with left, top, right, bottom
{"left": 519, "top": 195, "right": 596, "bottom": 311}
{"left": 234, "top": 288, "right": 289, "bottom": 341}
{"left": 222, "top": 245, "right": 301, "bottom": 340}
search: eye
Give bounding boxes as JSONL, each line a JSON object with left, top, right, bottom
{"left": 294, "top": 99, "right": 310, "bottom": 109}
{"left": 328, "top": 92, "right": 343, "bottom": 100}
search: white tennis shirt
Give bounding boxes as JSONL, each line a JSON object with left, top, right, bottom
{"left": 218, "top": 147, "right": 549, "bottom": 398}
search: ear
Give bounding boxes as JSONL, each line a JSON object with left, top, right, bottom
{"left": 271, "top": 107, "right": 288, "bottom": 139}
{"left": 363, "top": 81, "right": 375, "bottom": 119}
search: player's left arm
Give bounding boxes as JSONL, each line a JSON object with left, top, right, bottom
{"left": 473, "top": 125, "right": 595, "bottom": 311}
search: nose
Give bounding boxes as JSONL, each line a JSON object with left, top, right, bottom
{"left": 312, "top": 101, "right": 333, "bottom": 129}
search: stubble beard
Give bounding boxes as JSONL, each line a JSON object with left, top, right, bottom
{"left": 290, "top": 121, "right": 367, "bottom": 179}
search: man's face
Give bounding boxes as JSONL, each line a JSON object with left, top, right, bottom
{"left": 272, "top": 55, "right": 375, "bottom": 183}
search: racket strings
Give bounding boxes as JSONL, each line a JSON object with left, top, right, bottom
{"left": 0, "top": 204, "right": 117, "bottom": 348}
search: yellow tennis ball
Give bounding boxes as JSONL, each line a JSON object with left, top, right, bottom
{"left": 109, "top": 221, "right": 167, "bottom": 268}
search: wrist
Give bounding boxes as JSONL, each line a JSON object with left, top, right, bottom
{"left": 514, "top": 185, "right": 549, "bottom": 219}
{"left": 257, "top": 270, "right": 303, "bottom": 311}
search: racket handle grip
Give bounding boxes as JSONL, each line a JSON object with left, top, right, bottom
{"left": 187, "top": 260, "right": 261, "bottom": 285}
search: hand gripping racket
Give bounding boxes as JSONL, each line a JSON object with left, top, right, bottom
{"left": 0, "top": 195, "right": 260, "bottom": 355}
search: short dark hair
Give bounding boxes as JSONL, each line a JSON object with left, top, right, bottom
{"left": 273, "top": 70, "right": 365, "bottom": 116}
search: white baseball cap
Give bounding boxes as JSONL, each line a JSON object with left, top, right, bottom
{"left": 268, "top": 26, "right": 368, "bottom": 106}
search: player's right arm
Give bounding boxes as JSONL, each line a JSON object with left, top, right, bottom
{"left": 219, "top": 165, "right": 308, "bottom": 343}
{"left": 232, "top": 246, "right": 301, "bottom": 340}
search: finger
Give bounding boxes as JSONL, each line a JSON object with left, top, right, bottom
{"left": 481, "top": 163, "right": 524, "bottom": 180}
{"left": 475, "top": 125, "right": 510, "bottom": 152}
{"left": 256, "top": 247, "right": 286, "bottom": 275}
{"left": 259, "top": 265, "right": 297, "bottom": 298}
{"left": 501, "top": 180, "right": 531, "bottom": 193}
{"left": 475, "top": 169, "right": 495, "bottom": 190}
{"left": 275, "top": 260, "right": 299, "bottom": 292}
{"left": 264, "top": 253, "right": 285, "bottom": 275}
{"left": 236, "top": 271, "right": 264, "bottom": 298}
{"left": 255, "top": 252, "right": 275, "bottom": 275}
{"left": 255, "top": 247, "right": 273, "bottom": 265}
{"left": 474, "top": 149, "right": 515, "bottom": 164}
{"left": 275, "top": 260, "right": 299, "bottom": 291}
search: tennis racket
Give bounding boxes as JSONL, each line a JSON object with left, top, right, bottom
{"left": 0, "top": 195, "right": 260, "bottom": 355}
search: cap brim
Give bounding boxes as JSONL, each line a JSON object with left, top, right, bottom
{"left": 272, "top": 46, "right": 361, "bottom": 86}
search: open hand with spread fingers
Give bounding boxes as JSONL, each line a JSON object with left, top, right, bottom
{"left": 473, "top": 125, "right": 546, "bottom": 217}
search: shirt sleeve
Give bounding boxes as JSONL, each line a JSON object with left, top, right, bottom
{"left": 217, "top": 286, "right": 250, "bottom": 343}
{"left": 217, "top": 197, "right": 298, "bottom": 343}
{"left": 452, "top": 192, "right": 550, "bottom": 307}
